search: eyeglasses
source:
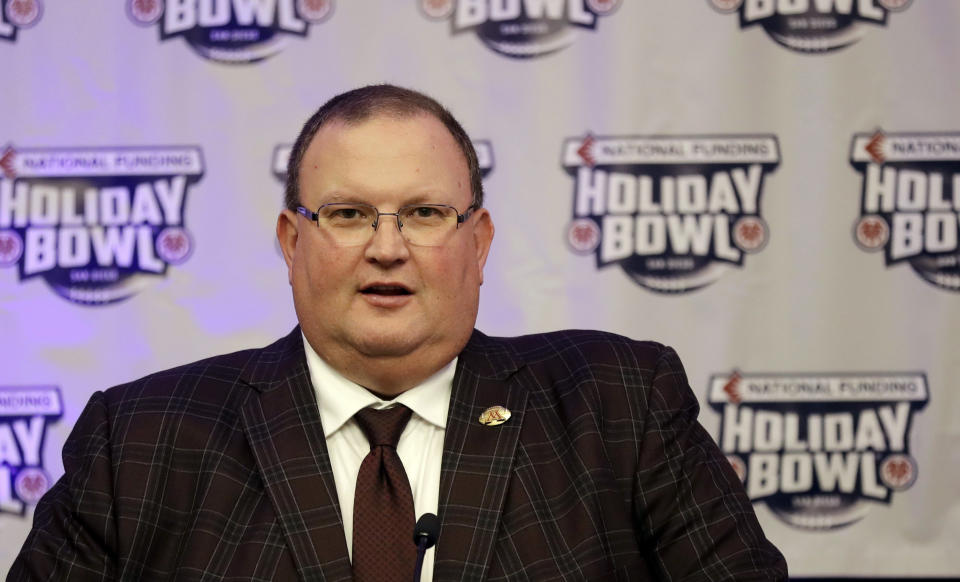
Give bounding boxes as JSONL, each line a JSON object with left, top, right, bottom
{"left": 296, "top": 202, "right": 476, "bottom": 247}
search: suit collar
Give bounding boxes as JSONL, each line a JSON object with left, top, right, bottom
{"left": 456, "top": 328, "right": 524, "bottom": 380}
{"left": 239, "top": 326, "right": 353, "bottom": 581}
{"left": 243, "top": 326, "right": 307, "bottom": 391}
{"left": 435, "top": 329, "right": 529, "bottom": 580}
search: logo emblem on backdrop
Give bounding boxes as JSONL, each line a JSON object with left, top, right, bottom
{"left": 708, "top": 0, "right": 913, "bottom": 54}
{"left": 271, "top": 140, "right": 496, "bottom": 182}
{"left": 419, "top": 0, "right": 620, "bottom": 59}
{"left": 127, "top": 0, "right": 335, "bottom": 63}
{"left": 850, "top": 131, "right": 960, "bottom": 291}
{"left": 562, "top": 134, "right": 780, "bottom": 293}
{"left": 708, "top": 372, "right": 928, "bottom": 530}
{"left": 0, "top": 387, "right": 62, "bottom": 516}
{"left": 0, "top": 146, "right": 204, "bottom": 305}
{"left": 0, "top": 0, "right": 43, "bottom": 42}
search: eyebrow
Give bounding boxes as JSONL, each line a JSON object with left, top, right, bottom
{"left": 399, "top": 192, "right": 448, "bottom": 205}
{"left": 316, "top": 192, "right": 354, "bottom": 204}
{"left": 317, "top": 191, "right": 458, "bottom": 207}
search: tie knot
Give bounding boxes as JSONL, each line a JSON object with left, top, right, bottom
{"left": 355, "top": 405, "right": 412, "bottom": 448}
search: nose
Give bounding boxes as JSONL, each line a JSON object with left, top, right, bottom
{"left": 364, "top": 212, "right": 410, "bottom": 265}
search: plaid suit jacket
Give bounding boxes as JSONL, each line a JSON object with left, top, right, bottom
{"left": 10, "top": 327, "right": 786, "bottom": 581}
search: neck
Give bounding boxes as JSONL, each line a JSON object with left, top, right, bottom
{"left": 304, "top": 336, "right": 463, "bottom": 397}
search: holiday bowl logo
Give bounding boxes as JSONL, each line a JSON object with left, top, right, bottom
{"left": 1, "top": 0, "right": 43, "bottom": 42}
{"left": 419, "top": 0, "right": 620, "bottom": 59}
{"left": 127, "top": 0, "right": 335, "bottom": 63}
{"left": 708, "top": 0, "right": 913, "bottom": 54}
{"left": 0, "top": 145, "right": 204, "bottom": 305}
{"left": 562, "top": 134, "right": 780, "bottom": 293}
{"left": 850, "top": 131, "right": 960, "bottom": 291}
{"left": 708, "top": 371, "right": 928, "bottom": 530}
{"left": 0, "top": 386, "right": 62, "bottom": 516}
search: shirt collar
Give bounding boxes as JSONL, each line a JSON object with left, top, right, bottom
{"left": 302, "top": 333, "right": 454, "bottom": 438}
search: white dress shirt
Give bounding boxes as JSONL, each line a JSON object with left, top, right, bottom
{"left": 302, "top": 335, "right": 453, "bottom": 581}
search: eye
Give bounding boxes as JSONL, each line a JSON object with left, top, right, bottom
{"left": 332, "top": 207, "right": 362, "bottom": 219}
{"left": 321, "top": 204, "right": 371, "bottom": 221}
{"left": 412, "top": 206, "right": 442, "bottom": 218}
{"left": 403, "top": 205, "right": 453, "bottom": 221}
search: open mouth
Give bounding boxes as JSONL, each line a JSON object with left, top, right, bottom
{"left": 360, "top": 285, "right": 412, "bottom": 296}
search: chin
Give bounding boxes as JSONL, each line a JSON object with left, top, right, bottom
{"left": 352, "top": 330, "right": 424, "bottom": 358}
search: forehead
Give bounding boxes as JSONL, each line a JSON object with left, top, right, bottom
{"left": 299, "top": 112, "right": 470, "bottom": 205}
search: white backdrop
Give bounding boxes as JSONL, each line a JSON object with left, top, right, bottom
{"left": 2, "top": 0, "right": 959, "bottom": 577}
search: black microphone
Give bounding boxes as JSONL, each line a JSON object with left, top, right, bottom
{"left": 412, "top": 513, "right": 440, "bottom": 582}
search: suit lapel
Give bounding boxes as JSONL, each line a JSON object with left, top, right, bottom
{"left": 240, "top": 328, "right": 353, "bottom": 582}
{"left": 435, "top": 331, "right": 528, "bottom": 581}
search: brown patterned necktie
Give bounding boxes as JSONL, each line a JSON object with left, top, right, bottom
{"left": 352, "top": 405, "right": 416, "bottom": 582}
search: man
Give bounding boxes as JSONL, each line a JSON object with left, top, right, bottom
{"left": 10, "top": 85, "right": 786, "bottom": 581}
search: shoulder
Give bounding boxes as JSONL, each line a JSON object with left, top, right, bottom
{"left": 464, "top": 329, "right": 688, "bottom": 415}
{"left": 61, "top": 331, "right": 305, "bottom": 468}
{"left": 104, "top": 349, "right": 250, "bottom": 403}
{"left": 99, "top": 329, "right": 302, "bottom": 418}
{"left": 472, "top": 328, "right": 672, "bottom": 374}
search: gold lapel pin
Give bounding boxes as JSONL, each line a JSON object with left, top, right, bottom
{"left": 479, "top": 405, "right": 511, "bottom": 426}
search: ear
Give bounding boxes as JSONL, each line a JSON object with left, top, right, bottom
{"left": 276, "top": 209, "right": 299, "bottom": 285}
{"left": 471, "top": 208, "right": 494, "bottom": 285}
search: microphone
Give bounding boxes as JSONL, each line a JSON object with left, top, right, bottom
{"left": 412, "top": 513, "right": 440, "bottom": 582}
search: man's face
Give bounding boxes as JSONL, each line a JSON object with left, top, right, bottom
{"left": 278, "top": 113, "right": 494, "bottom": 376}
